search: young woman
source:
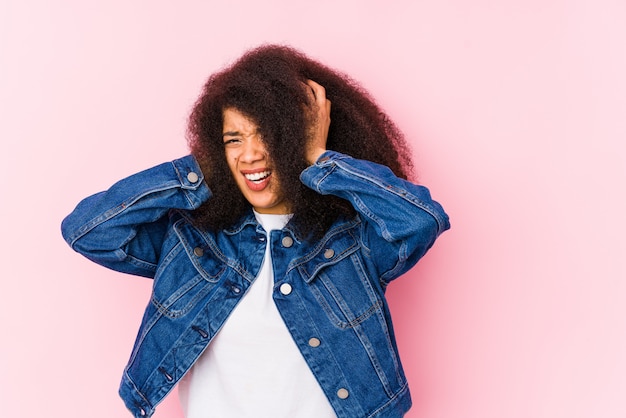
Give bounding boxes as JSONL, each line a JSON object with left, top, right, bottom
{"left": 62, "top": 45, "right": 449, "bottom": 418}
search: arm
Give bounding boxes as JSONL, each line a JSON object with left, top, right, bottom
{"left": 61, "top": 156, "right": 211, "bottom": 278}
{"left": 300, "top": 151, "right": 449, "bottom": 283}
{"left": 301, "top": 80, "right": 448, "bottom": 283}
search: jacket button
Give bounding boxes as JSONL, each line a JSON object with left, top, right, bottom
{"left": 282, "top": 236, "right": 294, "bottom": 247}
{"left": 193, "top": 247, "right": 204, "bottom": 257}
{"left": 187, "top": 172, "right": 199, "bottom": 183}
{"left": 337, "top": 388, "right": 349, "bottom": 399}
{"left": 308, "top": 337, "right": 321, "bottom": 347}
{"left": 323, "top": 248, "right": 334, "bottom": 259}
{"left": 279, "top": 283, "right": 292, "bottom": 295}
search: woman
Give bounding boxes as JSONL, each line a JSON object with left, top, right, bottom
{"left": 61, "top": 44, "right": 449, "bottom": 418}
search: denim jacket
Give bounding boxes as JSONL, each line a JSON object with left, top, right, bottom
{"left": 61, "top": 151, "right": 449, "bottom": 418}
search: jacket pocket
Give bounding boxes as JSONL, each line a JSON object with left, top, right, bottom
{"left": 150, "top": 226, "right": 225, "bottom": 319}
{"left": 305, "top": 250, "right": 385, "bottom": 330}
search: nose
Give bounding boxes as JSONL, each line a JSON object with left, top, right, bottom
{"left": 239, "top": 135, "right": 267, "bottom": 163}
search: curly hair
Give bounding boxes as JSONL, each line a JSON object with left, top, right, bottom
{"left": 187, "top": 44, "right": 414, "bottom": 240}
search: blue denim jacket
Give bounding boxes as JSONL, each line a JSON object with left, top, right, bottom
{"left": 61, "top": 151, "right": 449, "bottom": 418}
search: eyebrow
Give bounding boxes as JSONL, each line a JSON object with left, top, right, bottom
{"left": 222, "top": 131, "right": 240, "bottom": 138}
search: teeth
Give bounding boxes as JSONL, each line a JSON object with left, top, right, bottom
{"left": 244, "top": 171, "right": 270, "bottom": 182}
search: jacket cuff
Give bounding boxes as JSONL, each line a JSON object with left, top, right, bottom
{"left": 172, "top": 155, "right": 205, "bottom": 190}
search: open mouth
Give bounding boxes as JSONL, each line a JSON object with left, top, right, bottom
{"left": 244, "top": 170, "right": 271, "bottom": 184}
{"left": 242, "top": 169, "right": 273, "bottom": 192}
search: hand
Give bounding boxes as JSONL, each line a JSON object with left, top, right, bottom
{"left": 304, "top": 79, "right": 331, "bottom": 164}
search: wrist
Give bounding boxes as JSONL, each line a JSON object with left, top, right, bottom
{"left": 307, "top": 148, "right": 327, "bottom": 165}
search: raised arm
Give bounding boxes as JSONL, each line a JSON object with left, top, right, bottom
{"left": 300, "top": 80, "right": 449, "bottom": 283}
{"left": 61, "top": 156, "right": 211, "bottom": 278}
{"left": 301, "top": 151, "right": 449, "bottom": 284}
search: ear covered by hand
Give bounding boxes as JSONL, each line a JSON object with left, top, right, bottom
{"left": 304, "top": 79, "right": 331, "bottom": 165}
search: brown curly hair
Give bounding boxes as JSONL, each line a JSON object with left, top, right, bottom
{"left": 187, "top": 44, "right": 414, "bottom": 240}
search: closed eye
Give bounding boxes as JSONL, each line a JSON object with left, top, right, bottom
{"left": 223, "top": 138, "right": 241, "bottom": 146}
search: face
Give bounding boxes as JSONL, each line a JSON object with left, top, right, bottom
{"left": 222, "top": 108, "right": 290, "bottom": 214}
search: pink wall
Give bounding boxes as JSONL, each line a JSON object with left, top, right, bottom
{"left": 2, "top": 1, "right": 625, "bottom": 417}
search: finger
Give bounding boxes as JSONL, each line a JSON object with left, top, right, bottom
{"left": 306, "top": 79, "right": 326, "bottom": 104}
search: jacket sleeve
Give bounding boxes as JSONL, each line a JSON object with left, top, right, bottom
{"left": 300, "top": 150, "right": 450, "bottom": 284}
{"left": 61, "top": 156, "right": 211, "bottom": 278}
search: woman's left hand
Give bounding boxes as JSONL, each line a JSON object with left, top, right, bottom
{"left": 305, "top": 79, "right": 331, "bottom": 165}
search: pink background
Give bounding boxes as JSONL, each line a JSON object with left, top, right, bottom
{"left": 1, "top": 1, "right": 625, "bottom": 417}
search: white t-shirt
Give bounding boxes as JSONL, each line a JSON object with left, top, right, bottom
{"left": 178, "top": 211, "right": 336, "bottom": 418}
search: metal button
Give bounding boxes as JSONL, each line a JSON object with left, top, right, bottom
{"left": 279, "top": 283, "right": 292, "bottom": 295}
{"left": 282, "top": 236, "right": 294, "bottom": 247}
{"left": 323, "top": 248, "right": 335, "bottom": 259}
{"left": 193, "top": 247, "right": 204, "bottom": 257}
{"left": 337, "top": 388, "right": 349, "bottom": 399}
{"left": 308, "top": 337, "right": 321, "bottom": 347}
{"left": 187, "top": 172, "right": 199, "bottom": 183}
